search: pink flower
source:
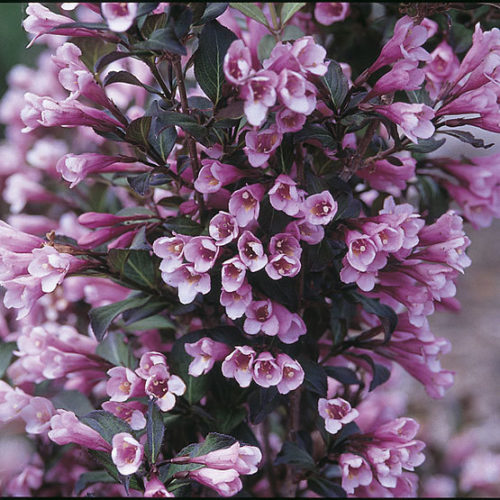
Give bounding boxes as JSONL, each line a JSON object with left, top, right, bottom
{"left": 268, "top": 175, "right": 302, "bottom": 216}
{"left": 48, "top": 409, "right": 111, "bottom": 452}
{"left": 286, "top": 219, "right": 325, "bottom": 245}
{"left": 228, "top": 184, "right": 266, "bottom": 227}
{"left": 314, "top": 3, "right": 350, "bottom": 25}
{"left": 220, "top": 281, "right": 253, "bottom": 319}
{"left": 209, "top": 212, "right": 239, "bottom": 246}
{"left": 275, "top": 107, "right": 307, "bottom": 133}
{"left": 194, "top": 160, "right": 243, "bottom": 194}
{"left": 265, "top": 253, "right": 301, "bottom": 280}
{"left": 145, "top": 364, "right": 186, "bottom": 412}
{"left": 19, "top": 396, "right": 55, "bottom": 434}
{"left": 277, "top": 70, "right": 316, "bottom": 115}
{"left": 291, "top": 36, "right": 328, "bottom": 76}
{"left": 106, "top": 366, "right": 145, "bottom": 403}
{"left": 102, "top": 401, "right": 147, "bottom": 431}
{"left": 274, "top": 303, "right": 307, "bottom": 344}
{"left": 303, "top": 190, "right": 338, "bottom": 225}
{"left": 252, "top": 352, "right": 283, "bottom": 388}
{"left": 111, "top": 432, "right": 143, "bottom": 475}
{"left": 318, "top": 397, "right": 359, "bottom": 434}
{"left": 27, "top": 246, "right": 85, "bottom": 293}
{"left": 237, "top": 231, "right": 268, "bottom": 272}
{"left": 0, "top": 220, "right": 42, "bottom": 252}
{"left": 276, "top": 353, "right": 304, "bottom": 394}
{"left": 223, "top": 40, "right": 253, "bottom": 86}
{"left": 269, "top": 232, "right": 302, "bottom": 258}
{"left": 144, "top": 474, "right": 174, "bottom": 497}
{"left": 241, "top": 70, "right": 278, "bottom": 127}
{"left": 372, "top": 102, "right": 435, "bottom": 144}
{"left": 183, "top": 236, "right": 220, "bottom": 273}
{"left": 187, "top": 467, "right": 242, "bottom": 497}
{"left": 185, "top": 338, "right": 231, "bottom": 377}
{"left": 244, "top": 126, "right": 282, "bottom": 168}
{"left": 339, "top": 453, "right": 373, "bottom": 494}
{"left": 162, "top": 264, "right": 211, "bottom": 304}
{"left": 221, "top": 346, "right": 256, "bottom": 388}
{"left": 425, "top": 41, "right": 460, "bottom": 99}
{"left": 190, "top": 442, "right": 262, "bottom": 475}
{"left": 221, "top": 256, "right": 247, "bottom": 292}
{"left": 153, "top": 235, "right": 190, "bottom": 273}
{"left": 135, "top": 351, "right": 168, "bottom": 380}
{"left": 101, "top": 3, "right": 138, "bottom": 32}
{"left": 244, "top": 299, "right": 279, "bottom": 336}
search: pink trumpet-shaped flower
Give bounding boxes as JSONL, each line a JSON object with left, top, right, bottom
{"left": 162, "top": 264, "right": 211, "bottom": 304}
{"left": 106, "top": 366, "right": 145, "bottom": 403}
{"left": 153, "top": 235, "right": 190, "bottom": 273}
{"left": 244, "top": 299, "right": 279, "bottom": 336}
{"left": 276, "top": 353, "right": 305, "bottom": 394}
{"left": 221, "top": 256, "right": 247, "bottom": 292}
{"left": 221, "top": 346, "right": 256, "bottom": 388}
{"left": 145, "top": 364, "right": 186, "bottom": 412}
{"left": 223, "top": 39, "right": 253, "bottom": 86}
{"left": 318, "top": 397, "right": 359, "bottom": 435}
{"left": 209, "top": 212, "right": 239, "bottom": 246}
{"left": 252, "top": 352, "right": 282, "bottom": 388}
{"left": 238, "top": 231, "right": 268, "bottom": 272}
{"left": 220, "top": 281, "right": 253, "bottom": 320}
{"left": 144, "top": 474, "right": 174, "bottom": 497}
{"left": 244, "top": 126, "right": 282, "bottom": 168}
{"left": 111, "top": 432, "right": 143, "bottom": 476}
{"left": 101, "top": 3, "right": 138, "bottom": 32}
{"left": 187, "top": 467, "right": 242, "bottom": 497}
{"left": 268, "top": 174, "right": 302, "bottom": 216}
{"left": 185, "top": 338, "right": 231, "bottom": 377}
{"left": 228, "top": 184, "right": 266, "bottom": 227}
{"left": 303, "top": 190, "right": 338, "bottom": 225}
{"left": 183, "top": 236, "right": 220, "bottom": 273}
{"left": 339, "top": 453, "right": 373, "bottom": 494}
{"left": 241, "top": 70, "right": 278, "bottom": 127}
{"left": 194, "top": 160, "right": 243, "bottom": 194}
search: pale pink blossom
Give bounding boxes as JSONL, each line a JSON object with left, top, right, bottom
{"left": 277, "top": 70, "right": 316, "bottom": 115}
{"left": 106, "top": 366, "right": 145, "bottom": 402}
{"left": 209, "top": 212, "right": 239, "bottom": 246}
{"left": 221, "top": 346, "right": 256, "bottom": 388}
{"left": 252, "top": 352, "right": 283, "bottom": 388}
{"left": 244, "top": 299, "right": 279, "bottom": 336}
{"left": 153, "top": 235, "right": 190, "bottom": 273}
{"left": 318, "top": 397, "right": 359, "bottom": 434}
{"left": 268, "top": 174, "right": 302, "bottom": 216}
{"left": 339, "top": 453, "right": 373, "bottom": 494}
{"left": 183, "top": 236, "right": 220, "bottom": 273}
{"left": 276, "top": 353, "right": 304, "bottom": 394}
{"left": 241, "top": 70, "right": 278, "bottom": 127}
{"left": 237, "top": 231, "right": 268, "bottom": 272}
{"left": 111, "top": 432, "right": 143, "bottom": 476}
{"left": 223, "top": 39, "right": 253, "bottom": 86}
{"left": 135, "top": 351, "right": 168, "bottom": 380}
{"left": 228, "top": 184, "right": 266, "bottom": 227}
{"left": 161, "top": 264, "right": 211, "bottom": 304}
{"left": 314, "top": 3, "right": 350, "bottom": 25}
{"left": 187, "top": 467, "right": 242, "bottom": 497}
{"left": 291, "top": 36, "right": 328, "bottom": 76}
{"left": 303, "top": 190, "right": 338, "bottom": 225}
{"left": 144, "top": 364, "right": 186, "bottom": 412}
{"left": 185, "top": 337, "right": 231, "bottom": 377}
{"left": 220, "top": 281, "right": 253, "bottom": 319}
{"left": 101, "top": 3, "right": 138, "bottom": 32}
{"left": 244, "top": 126, "right": 282, "bottom": 168}
{"left": 144, "top": 474, "right": 174, "bottom": 497}
{"left": 102, "top": 401, "right": 147, "bottom": 431}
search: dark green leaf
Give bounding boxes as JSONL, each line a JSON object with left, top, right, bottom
{"left": 213, "top": 406, "right": 247, "bottom": 433}
{"left": 127, "top": 172, "right": 152, "bottom": 196}
{"left": 295, "top": 124, "right": 336, "bottom": 150}
{"left": 96, "top": 331, "right": 136, "bottom": 369}
{"left": 146, "top": 399, "right": 165, "bottom": 463}
{"left": 107, "top": 249, "right": 158, "bottom": 290}
{"left": 440, "top": 130, "right": 494, "bottom": 149}
{"left": 89, "top": 294, "right": 150, "bottom": 341}
{"left": 322, "top": 60, "right": 349, "bottom": 111}
{"left": 124, "top": 314, "right": 175, "bottom": 331}
{"left": 87, "top": 450, "right": 142, "bottom": 491}
{"left": 230, "top": 3, "right": 269, "bottom": 26}
{"left": 136, "top": 3, "right": 160, "bottom": 18}
{"left": 173, "top": 6, "right": 193, "bottom": 39}
{"left": 82, "top": 410, "right": 134, "bottom": 444}
{"left": 104, "top": 70, "right": 162, "bottom": 95}
{"left": 196, "top": 3, "right": 229, "bottom": 25}
{"left": 324, "top": 366, "right": 360, "bottom": 385}
{"left": 194, "top": 20, "right": 237, "bottom": 105}
{"left": 257, "top": 34, "right": 276, "bottom": 62}
{"left": 299, "top": 358, "right": 327, "bottom": 396}
{"left": 163, "top": 216, "right": 204, "bottom": 236}
{"left": 280, "top": 3, "right": 306, "bottom": 25}
{"left": 122, "top": 296, "right": 167, "bottom": 325}
{"left": 248, "top": 387, "right": 283, "bottom": 425}
{"left": 370, "top": 363, "right": 391, "bottom": 391}
{"left": 407, "top": 136, "right": 446, "bottom": 153}
{"left": 416, "top": 175, "right": 450, "bottom": 222}
{"left": 248, "top": 272, "right": 298, "bottom": 312}
{"left": 74, "top": 470, "right": 116, "bottom": 496}
{"left": 71, "top": 38, "right": 116, "bottom": 72}
{"left": 0, "top": 341, "right": 16, "bottom": 378}
{"left": 95, "top": 51, "right": 143, "bottom": 73}
{"left": 156, "top": 111, "right": 208, "bottom": 142}
{"left": 275, "top": 441, "right": 315, "bottom": 469}
{"left": 51, "top": 390, "right": 95, "bottom": 417}
{"left": 125, "top": 116, "right": 153, "bottom": 146}
{"left": 133, "top": 27, "right": 186, "bottom": 55}
{"left": 406, "top": 88, "right": 433, "bottom": 106}
{"left": 281, "top": 24, "right": 305, "bottom": 41}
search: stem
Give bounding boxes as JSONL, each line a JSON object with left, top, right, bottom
{"left": 148, "top": 59, "right": 172, "bottom": 100}
{"left": 268, "top": 3, "right": 280, "bottom": 31}
{"left": 171, "top": 56, "right": 206, "bottom": 224}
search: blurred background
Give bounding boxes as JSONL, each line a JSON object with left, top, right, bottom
{"left": 0, "top": 2, "right": 498, "bottom": 497}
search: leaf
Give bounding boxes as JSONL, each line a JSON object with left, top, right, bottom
{"left": 196, "top": 3, "right": 229, "bottom": 25}
{"left": 163, "top": 216, "right": 204, "bottom": 236}
{"left": 406, "top": 88, "right": 433, "bottom": 106}
{"left": 51, "top": 390, "right": 95, "bottom": 417}
{"left": 149, "top": 121, "right": 177, "bottom": 162}
{"left": 213, "top": 406, "right": 247, "bottom": 433}
{"left": 257, "top": 34, "right": 276, "bottom": 62}
{"left": 248, "top": 272, "right": 298, "bottom": 312}
{"left": 194, "top": 20, "right": 237, "bottom": 105}
{"left": 95, "top": 51, "right": 144, "bottom": 73}
{"left": 127, "top": 172, "right": 152, "bottom": 196}
{"left": 0, "top": 341, "right": 16, "bottom": 378}
{"left": 89, "top": 294, "right": 151, "bottom": 341}
{"left": 71, "top": 38, "right": 116, "bottom": 73}
{"left": 96, "top": 331, "right": 136, "bottom": 369}
{"left": 332, "top": 421, "right": 361, "bottom": 447}
{"left": 124, "top": 314, "right": 175, "bottom": 331}
{"left": 81, "top": 410, "right": 134, "bottom": 444}
{"left": 324, "top": 366, "right": 361, "bottom": 386}
{"left": 104, "top": 70, "right": 162, "bottom": 95}
{"left": 133, "top": 27, "right": 186, "bottom": 55}
{"left": 87, "top": 450, "right": 142, "bottom": 491}
{"left": 230, "top": 3, "right": 269, "bottom": 27}
{"left": 247, "top": 387, "right": 283, "bottom": 425}
{"left": 275, "top": 441, "right": 315, "bottom": 469}
{"left": 440, "top": 130, "right": 494, "bottom": 149}
{"left": 416, "top": 175, "right": 449, "bottom": 222}
{"left": 74, "top": 470, "right": 116, "bottom": 496}
{"left": 146, "top": 399, "right": 165, "bottom": 463}
{"left": 136, "top": 3, "right": 160, "bottom": 18}
{"left": 321, "top": 60, "right": 349, "bottom": 111}
{"left": 122, "top": 296, "right": 167, "bottom": 325}
{"left": 299, "top": 358, "right": 328, "bottom": 396}
{"left": 156, "top": 111, "right": 208, "bottom": 142}
{"left": 407, "top": 136, "right": 446, "bottom": 153}
{"left": 280, "top": 3, "right": 306, "bottom": 25}
{"left": 369, "top": 363, "right": 391, "bottom": 391}
{"left": 295, "top": 124, "right": 336, "bottom": 150}
{"left": 107, "top": 249, "right": 158, "bottom": 290}
{"left": 125, "top": 116, "right": 153, "bottom": 146}
{"left": 281, "top": 24, "right": 305, "bottom": 41}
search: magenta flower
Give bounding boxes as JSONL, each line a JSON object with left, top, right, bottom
{"left": 425, "top": 41, "right": 460, "bottom": 99}
{"left": 221, "top": 346, "right": 256, "bottom": 388}
{"left": 223, "top": 39, "right": 253, "bottom": 86}
{"left": 269, "top": 232, "right": 302, "bottom": 259}
{"left": 277, "top": 70, "right": 316, "bottom": 115}
{"left": 101, "top": 3, "right": 138, "bottom": 32}
{"left": 244, "top": 126, "right": 282, "bottom": 168}
{"left": 252, "top": 352, "right": 283, "bottom": 388}
{"left": 135, "top": 351, "right": 168, "bottom": 380}
{"left": 106, "top": 366, "right": 145, "bottom": 403}
{"left": 228, "top": 184, "right": 266, "bottom": 227}
{"left": 220, "top": 281, "right": 253, "bottom": 320}
{"left": 268, "top": 174, "right": 302, "bottom": 216}
{"left": 183, "top": 236, "right": 220, "bottom": 273}
{"left": 209, "top": 212, "right": 239, "bottom": 246}
{"left": 291, "top": 36, "right": 328, "bottom": 76}
{"left": 111, "top": 432, "right": 143, "bottom": 476}
{"left": 275, "top": 107, "right": 307, "bottom": 133}
{"left": 144, "top": 474, "right": 173, "bottom": 497}
{"left": 187, "top": 468, "right": 242, "bottom": 498}
{"left": 0, "top": 220, "right": 42, "bottom": 252}
{"left": 274, "top": 303, "right": 307, "bottom": 344}
{"left": 237, "top": 231, "right": 268, "bottom": 272}
{"left": 265, "top": 253, "right": 301, "bottom": 280}
{"left": 339, "top": 453, "right": 373, "bottom": 494}
{"left": 286, "top": 219, "right": 325, "bottom": 245}
{"left": 145, "top": 364, "right": 186, "bottom": 412}
{"left": 276, "top": 353, "right": 304, "bottom": 394}
{"left": 314, "top": 3, "right": 350, "bottom": 25}
{"left": 244, "top": 299, "right": 279, "bottom": 336}
{"left": 185, "top": 338, "right": 231, "bottom": 377}
{"left": 318, "top": 397, "right": 359, "bottom": 434}
{"left": 241, "top": 70, "right": 278, "bottom": 127}
{"left": 372, "top": 102, "right": 435, "bottom": 144}
{"left": 221, "top": 256, "right": 247, "bottom": 292}
{"left": 153, "top": 235, "right": 190, "bottom": 273}
{"left": 48, "top": 409, "right": 111, "bottom": 452}
{"left": 303, "top": 190, "right": 338, "bottom": 225}
{"left": 161, "top": 264, "right": 211, "bottom": 304}
{"left": 194, "top": 160, "right": 243, "bottom": 194}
